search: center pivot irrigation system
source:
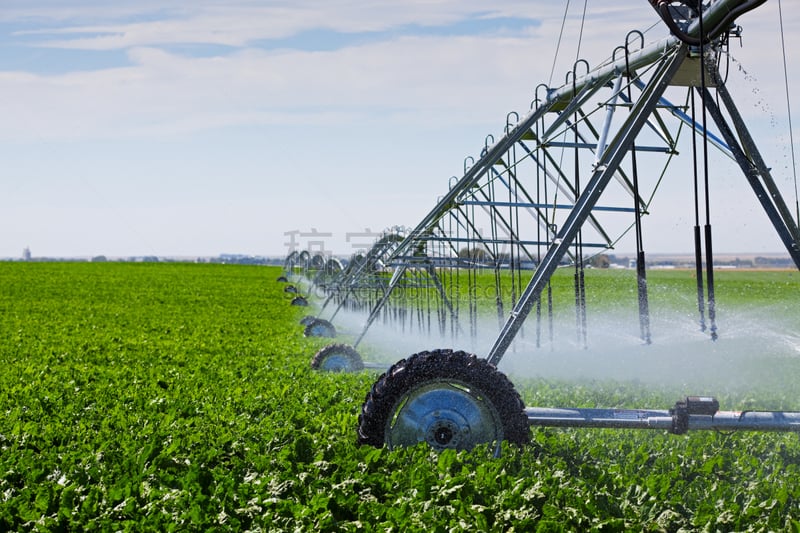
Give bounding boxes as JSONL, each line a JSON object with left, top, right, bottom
{"left": 280, "top": 0, "right": 800, "bottom": 453}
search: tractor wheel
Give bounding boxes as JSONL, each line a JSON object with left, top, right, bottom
{"left": 357, "top": 349, "right": 529, "bottom": 453}
{"left": 304, "top": 319, "right": 336, "bottom": 338}
{"left": 311, "top": 344, "right": 364, "bottom": 372}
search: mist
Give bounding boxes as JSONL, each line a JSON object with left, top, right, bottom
{"left": 315, "top": 299, "right": 800, "bottom": 402}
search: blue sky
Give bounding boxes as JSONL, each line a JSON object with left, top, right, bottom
{"left": 0, "top": 1, "right": 798, "bottom": 259}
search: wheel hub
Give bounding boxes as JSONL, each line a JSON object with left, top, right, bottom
{"left": 427, "top": 418, "right": 463, "bottom": 448}
{"left": 386, "top": 381, "right": 502, "bottom": 451}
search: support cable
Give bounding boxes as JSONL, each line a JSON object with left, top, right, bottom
{"left": 549, "top": 0, "right": 571, "bottom": 87}
{"left": 575, "top": 0, "right": 588, "bottom": 62}
{"left": 778, "top": 0, "right": 800, "bottom": 224}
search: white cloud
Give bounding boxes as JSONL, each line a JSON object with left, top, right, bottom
{"left": 0, "top": 1, "right": 669, "bottom": 142}
{"left": 0, "top": 2, "right": 791, "bottom": 145}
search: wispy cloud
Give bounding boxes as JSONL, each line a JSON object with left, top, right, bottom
{"left": 10, "top": 2, "right": 549, "bottom": 49}
{"left": 0, "top": 1, "right": 787, "bottom": 143}
{"left": 0, "top": 32, "right": 549, "bottom": 140}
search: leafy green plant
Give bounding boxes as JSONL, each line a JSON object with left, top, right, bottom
{"left": 1, "top": 262, "right": 799, "bottom": 530}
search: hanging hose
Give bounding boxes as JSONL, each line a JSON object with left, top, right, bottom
{"left": 625, "top": 37, "right": 652, "bottom": 345}
{"left": 438, "top": 234, "right": 447, "bottom": 338}
{"left": 486, "top": 136, "right": 505, "bottom": 329}
{"left": 698, "top": 6, "right": 719, "bottom": 341}
{"left": 533, "top": 87, "right": 556, "bottom": 349}
{"left": 534, "top": 99, "right": 545, "bottom": 348}
{"left": 467, "top": 190, "right": 478, "bottom": 343}
{"left": 506, "top": 111, "right": 522, "bottom": 348}
{"left": 571, "top": 65, "right": 588, "bottom": 349}
{"left": 448, "top": 181, "right": 461, "bottom": 342}
{"left": 690, "top": 90, "right": 708, "bottom": 333}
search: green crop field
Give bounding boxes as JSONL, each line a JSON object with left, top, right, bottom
{"left": 2, "top": 262, "right": 800, "bottom": 531}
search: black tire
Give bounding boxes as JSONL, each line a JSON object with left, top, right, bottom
{"left": 284, "top": 285, "right": 298, "bottom": 294}
{"left": 311, "top": 344, "right": 364, "bottom": 372}
{"left": 291, "top": 296, "right": 308, "bottom": 306}
{"left": 304, "top": 319, "right": 336, "bottom": 338}
{"left": 357, "top": 349, "right": 529, "bottom": 451}
{"left": 276, "top": 275, "right": 288, "bottom": 283}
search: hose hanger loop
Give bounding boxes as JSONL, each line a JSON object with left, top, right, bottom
{"left": 620, "top": 31, "right": 646, "bottom": 80}
{"left": 625, "top": 30, "right": 646, "bottom": 53}
{"left": 532, "top": 83, "right": 550, "bottom": 109}
{"left": 566, "top": 60, "right": 590, "bottom": 95}
{"left": 463, "top": 156, "right": 475, "bottom": 174}
{"left": 573, "top": 59, "right": 590, "bottom": 78}
{"left": 483, "top": 134, "right": 495, "bottom": 157}
{"left": 506, "top": 111, "right": 520, "bottom": 134}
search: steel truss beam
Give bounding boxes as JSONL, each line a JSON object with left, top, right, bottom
{"left": 487, "top": 44, "right": 689, "bottom": 365}
{"left": 331, "top": 0, "right": 798, "bottom": 359}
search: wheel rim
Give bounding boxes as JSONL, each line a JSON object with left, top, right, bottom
{"left": 385, "top": 380, "right": 503, "bottom": 452}
{"left": 306, "top": 321, "right": 335, "bottom": 338}
{"left": 319, "top": 352, "right": 355, "bottom": 372}
{"left": 310, "top": 325, "right": 332, "bottom": 337}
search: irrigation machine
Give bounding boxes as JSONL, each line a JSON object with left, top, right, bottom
{"left": 283, "top": 0, "right": 800, "bottom": 454}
